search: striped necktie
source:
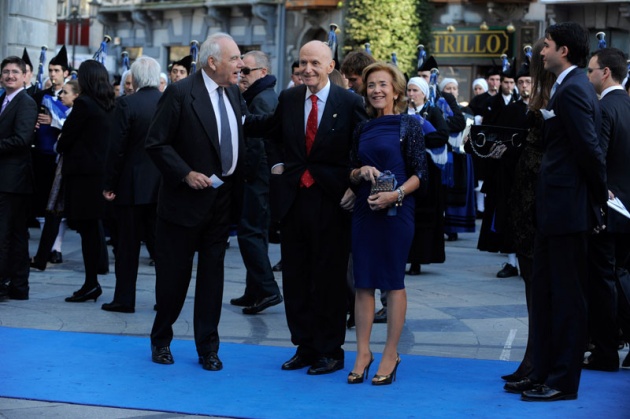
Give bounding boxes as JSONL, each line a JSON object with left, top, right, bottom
{"left": 217, "top": 87, "right": 233, "bottom": 176}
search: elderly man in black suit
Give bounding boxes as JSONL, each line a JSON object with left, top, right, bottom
{"left": 0, "top": 56, "right": 38, "bottom": 300}
{"left": 264, "top": 40, "right": 368, "bottom": 375}
{"left": 520, "top": 22, "right": 608, "bottom": 402}
{"left": 230, "top": 50, "right": 283, "bottom": 315}
{"left": 102, "top": 56, "right": 163, "bottom": 313}
{"left": 146, "top": 32, "right": 247, "bottom": 371}
{"left": 583, "top": 47, "right": 630, "bottom": 372}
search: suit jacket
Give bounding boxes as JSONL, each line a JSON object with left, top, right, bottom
{"left": 599, "top": 89, "right": 630, "bottom": 233}
{"left": 0, "top": 89, "right": 38, "bottom": 194}
{"left": 106, "top": 86, "right": 162, "bottom": 206}
{"left": 264, "top": 83, "right": 368, "bottom": 219}
{"left": 536, "top": 67, "right": 607, "bottom": 235}
{"left": 145, "top": 71, "right": 247, "bottom": 227}
{"left": 483, "top": 92, "right": 517, "bottom": 126}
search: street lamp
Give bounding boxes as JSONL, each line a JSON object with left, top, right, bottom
{"left": 68, "top": 0, "right": 81, "bottom": 69}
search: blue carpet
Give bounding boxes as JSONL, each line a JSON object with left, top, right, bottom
{"left": 0, "top": 326, "right": 628, "bottom": 418}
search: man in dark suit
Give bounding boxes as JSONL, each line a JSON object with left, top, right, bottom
{"left": 146, "top": 32, "right": 247, "bottom": 371}
{"left": 583, "top": 47, "right": 630, "bottom": 372}
{"left": 229, "top": 50, "right": 283, "bottom": 314}
{"left": 102, "top": 56, "right": 163, "bottom": 313}
{"left": 521, "top": 22, "right": 608, "bottom": 402}
{"left": 264, "top": 40, "right": 367, "bottom": 375}
{"left": 0, "top": 56, "right": 38, "bottom": 300}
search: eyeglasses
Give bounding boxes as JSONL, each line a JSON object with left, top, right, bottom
{"left": 587, "top": 67, "right": 605, "bottom": 74}
{"left": 1, "top": 69, "right": 23, "bottom": 76}
{"left": 241, "top": 67, "right": 262, "bottom": 75}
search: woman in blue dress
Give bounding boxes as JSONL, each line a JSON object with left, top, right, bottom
{"left": 348, "top": 62, "right": 427, "bottom": 385}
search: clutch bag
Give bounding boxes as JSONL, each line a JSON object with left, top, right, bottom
{"left": 370, "top": 170, "right": 397, "bottom": 195}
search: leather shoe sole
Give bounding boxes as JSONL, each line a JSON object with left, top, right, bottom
{"left": 307, "top": 357, "right": 344, "bottom": 375}
{"left": 242, "top": 294, "right": 283, "bottom": 315}
{"left": 282, "top": 354, "right": 313, "bottom": 370}
{"left": 151, "top": 345, "right": 174, "bottom": 365}
{"left": 199, "top": 352, "right": 223, "bottom": 371}
{"left": 582, "top": 355, "right": 619, "bottom": 372}
{"left": 521, "top": 385, "right": 577, "bottom": 402}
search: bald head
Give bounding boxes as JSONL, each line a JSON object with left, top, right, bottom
{"left": 299, "top": 41, "right": 335, "bottom": 93}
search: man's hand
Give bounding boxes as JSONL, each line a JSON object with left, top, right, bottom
{"left": 184, "top": 171, "right": 212, "bottom": 189}
{"left": 103, "top": 191, "right": 116, "bottom": 201}
{"left": 37, "top": 113, "right": 52, "bottom": 126}
{"left": 340, "top": 188, "right": 355, "bottom": 211}
{"left": 271, "top": 164, "right": 284, "bottom": 175}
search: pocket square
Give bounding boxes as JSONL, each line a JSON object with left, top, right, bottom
{"left": 541, "top": 109, "right": 556, "bottom": 120}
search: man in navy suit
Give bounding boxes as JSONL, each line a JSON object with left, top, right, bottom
{"left": 521, "top": 22, "right": 608, "bottom": 402}
{"left": 583, "top": 47, "right": 630, "bottom": 372}
{"left": 146, "top": 33, "right": 247, "bottom": 371}
{"left": 264, "top": 41, "right": 368, "bottom": 375}
{"left": 0, "top": 56, "right": 38, "bottom": 300}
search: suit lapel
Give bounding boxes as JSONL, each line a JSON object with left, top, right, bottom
{"left": 312, "top": 84, "right": 339, "bottom": 152}
{"left": 190, "top": 72, "right": 221, "bottom": 157}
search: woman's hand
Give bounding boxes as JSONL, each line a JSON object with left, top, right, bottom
{"left": 355, "top": 165, "right": 380, "bottom": 184}
{"left": 367, "top": 191, "right": 397, "bottom": 211}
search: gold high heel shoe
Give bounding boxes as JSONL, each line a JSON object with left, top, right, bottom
{"left": 371, "top": 354, "right": 401, "bottom": 386}
{"left": 347, "top": 352, "right": 374, "bottom": 384}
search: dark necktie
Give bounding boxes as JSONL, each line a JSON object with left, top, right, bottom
{"left": 217, "top": 87, "right": 233, "bottom": 175}
{"left": 300, "top": 94, "right": 318, "bottom": 188}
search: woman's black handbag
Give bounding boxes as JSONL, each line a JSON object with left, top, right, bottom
{"left": 468, "top": 125, "right": 528, "bottom": 159}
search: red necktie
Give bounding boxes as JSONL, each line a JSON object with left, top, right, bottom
{"left": 300, "top": 95, "right": 318, "bottom": 188}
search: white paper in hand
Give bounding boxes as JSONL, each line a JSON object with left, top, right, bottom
{"left": 607, "top": 197, "right": 630, "bottom": 219}
{"left": 210, "top": 174, "right": 224, "bottom": 189}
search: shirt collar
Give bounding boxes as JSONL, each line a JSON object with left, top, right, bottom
{"left": 600, "top": 85, "right": 624, "bottom": 99}
{"left": 4, "top": 86, "right": 24, "bottom": 102}
{"left": 305, "top": 79, "right": 331, "bottom": 104}
{"left": 556, "top": 65, "right": 578, "bottom": 86}
{"left": 201, "top": 69, "right": 220, "bottom": 93}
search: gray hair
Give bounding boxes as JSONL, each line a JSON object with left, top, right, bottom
{"left": 131, "top": 56, "right": 161, "bottom": 89}
{"left": 243, "top": 50, "right": 271, "bottom": 73}
{"left": 199, "top": 32, "right": 235, "bottom": 69}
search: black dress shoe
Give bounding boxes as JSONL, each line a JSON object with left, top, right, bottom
{"left": 151, "top": 345, "right": 174, "bottom": 365}
{"left": 199, "top": 352, "right": 223, "bottom": 371}
{"left": 65, "top": 285, "right": 102, "bottom": 303}
{"left": 30, "top": 258, "right": 47, "bottom": 271}
{"left": 497, "top": 263, "right": 519, "bottom": 278}
{"left": 406, "top": 263, "right": 421, "bottom": 275}
{"left": 272, "top": 260, "right": 282, "bottom": 272}
{"left": 242, "top": 294, "right": 283, "bottom": 315}
{"left": 281, "top": 354, "right": 314, "bottom": 370}
{"left": 8, "top": 291, "right": 29, "bottom": 300}
{"left": 374, "top": 307, "right": 387, "bottom": 324}
{"left": 101, "top": 301, "right": 135, "bottom": 313}
{"left": 501, "top": 372, "right": 523, "bottom": 382}
{"left": 49, "top": 251, "right": 63, "bottom": 264}
{"left": 446, "top": 233, "right": 458, "bottom": 242}
{"left": 504, "top": 377, "right": 536, "bottom": 394}
{"left": 521, "top": 385, "right": 577, "bottom": 402}
{"left": 582, "top": 354, "right": 619, "bottom": 372}
{"left": 230, "top": 294, "right": 256, "bottom": 307}
{"left": 307, "top": 357, "right": 344, "bottom": 375}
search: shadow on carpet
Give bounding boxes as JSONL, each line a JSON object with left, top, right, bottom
{"left": 0, "top": 327, "right": 628, "bottom": 418}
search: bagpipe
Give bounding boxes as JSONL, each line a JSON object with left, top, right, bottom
{"left": 93, "top": 35, "right": 112, "bottom": 65}
{"left": 190, "top": 40, "right": 199, "bottom": 74}
{"left": 468, "top": 125, "right": 528, "bottom": 159}
{"left": 36, "top": 45, "right": 47, "bottom": 90}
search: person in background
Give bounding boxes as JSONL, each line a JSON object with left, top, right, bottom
{"left": 101, "top": 56, "right": 163, "bottom": 314}
{"left": 57, "top": 60, "right": 116, "bottom": 303}
{"left": 287, "top": 60, "right": 302, "bottom": 89}
{"left": 229, "top": 50, "right": 283, "bottom": 315}
{"left": 30, "top": 80, "right": 79, "bottom": 271}
{"left": 405, "top": 76, "right": 448, "bottom": 276}
{"left": 348, "top": 62, "right": 427, "bottom": 385}
{"left": 0, "top": 56, "right": 38, "bottom": 300}
{"left": 340, "top": 50, "right": 375, "bottom": 95}
{"left": 159, "top": 72, "right": 168, "bottom": 92}
{"left": 583, "top": 47, "right": 630, "bottom": 372}
{"left": 169, "top": 55, "right": 192, "bottom": 84}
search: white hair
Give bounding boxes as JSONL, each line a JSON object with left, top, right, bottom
{"left": 199, "top": 32, "right": 235, "bottom": 69}
{"left": 130, "top": 56, "right": 161, "bottom": 89}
